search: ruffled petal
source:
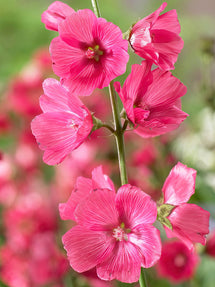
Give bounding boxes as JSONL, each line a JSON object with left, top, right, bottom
{"left": 92, "top": 166, "right": 115, "bottom": 192}
{"left": 162, "top": 162, "right": 197, "bottom": 205}
{"left": 97, "top": 241, "right": 141, "bottom": 283}
{"left": 75, "top": 189, "right": 119, "bottom": 231}
{"left": 50, "top": 37, "right": 85, "bottom": 79}
{"left": 166, "top": 204, "right": 210, "bottom": 249}
{"left": 59, "top": 9, "right": 96, "bottom": 46}
{"left": 40, "top": 78, "right": 82, "bottom": 113}
{"left": 41, "top": 1, "right": 75, "bottom": 31}
{"left": 116, "top": 184, "right": 157, "bottom": 228}
{"left": 31, "top": 112, "right": 87, "bottom": 165}
{"left": 153, "top": 9, "right": 181, "bottom": 34}
{"left": 134, "top": 105, "right": 188, "bottom": 138}
{"left": 129, "top": 224, "right": 161, "bottom": 268}
{"left": 143, "top": 69, "right": 187, "bottom": 108}
{"left": 63, "top": 226, "right": 114, "bottom": 272}
{"left": 59, "top": 177, "right": 92, "bottom": 221}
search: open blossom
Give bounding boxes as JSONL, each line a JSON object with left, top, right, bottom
{"left": 157, "top": 240, "right": 199, "bottom": 283}
{"left": 160, "top": 162, "right": 210, "bottom": 249}
{"left": 50, "top": 9, "right": 129, "bottom": 96}
{"left": 31, "top": 78, "right": 93, "bottom": 165}
{"left": 60, "top": 168, "right": 161, "bottom": 283}
{"left": 129, "top": 2, "right": 183, "bottom": 70}
{"left": 114, "top": 61, "right": 188, "bottom": 138}
{"left": 41, "top": 1, "right": 75, "bottom": 31}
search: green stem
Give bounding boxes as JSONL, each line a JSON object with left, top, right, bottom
{"left": 90, "top": 1, "right": 147, "bottom": 286}
{"left": 91, "top": 0, "right": 101, "bottom": 17}
{"left": 109, "top": 81, "right": 128, "bottom": 185}
{"left": 139, "top": 268, "right": 148, "bottom": 287}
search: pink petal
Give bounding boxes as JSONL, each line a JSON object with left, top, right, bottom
{"left": 50, "top": 37, "right": 85, "bottom": 79}
{"left": 152, "top": 30, "right": 184, "bottom": 71}
{"left": 75, "top": 189, "right": 119, "bottom": 231}
{"left": 40, "top": 78, "right": 81, "bottom": 113}
{"left": 114, "top": 62, "right": 152, "bottom": 123}
{"left": 134, "top": 105, "right": 188, "bottom": 137}
{"left": 63, "top": 226, "right": 114, "bottom": 272}
{"left": 31, "top": 112, "right": 85, "bottom": 165}
{"left": 167, "top": 204, "right": 210, "bottom": 248}
{"left": 97, "top": 241, "right": 141, "bottom": 283}
{"left": 62, "top": 62, "right": 107, "bottom": 96}
{"left": 93, "top": 18, "right": 129, "bottom": 82}
{"left": 123, "top": 62, "right": 153, "bottom": 104}
{"left": 129, "top": 224, "right": 161, "bottom": 268}
{"left": 143, "top": 68, "right": 187, "bottom": 108}
{"left": 116, "top": 184, "right": 157, "bottom": 228}
{"left": 162, "top": 162, "right": 197, "bottom": 205}
{"left": 153, "top": 9, "right": 181, "bottom": 34}
{"left": 41, "top": 1, "right": 75, "bottom": 31}
{"left": 92, "top": 166, "right": 115, "bottom": 192}
{"left": 141, "top": 2, "right": 167, "bottom": 25}
{"left": 59, "top": 177, "right": 92, "bottom": 221}
{"left": 59, "top": 9, "right": 96, "bottom": 46}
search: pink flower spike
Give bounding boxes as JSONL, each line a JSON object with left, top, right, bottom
{"left": 41, "top": 1, "right": 75, "bottom": 31}
{"left": 50, "top": 9, "right": 129, "bottom": 96}
{"left": 162, "top": 162, "right": 197, "bottom": 205}
{"left": 115, "top": 62, "right": 188, "bottom": 138}
{"left": 62, "top": 183, "right": 161, "bottom": 283}
{"left": 31, "top": 78, "right": 93, "bottom": 165}
{"left": 129, "top": 2, "right": 183, "bottom": 70}
{"left": 166, "top": 204, "right": 210, "bottom": 249}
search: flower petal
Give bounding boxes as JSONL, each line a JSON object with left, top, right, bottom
{"left": 63, "top": 226, "right": 114, "bottom": 272}
{"left": 116, "top": 184, "right": 157, "bottom": 228}
{"left": 129, "top": 224, "right": 161, "bottom": 268}
{"left": 166, "top": 204, "right": 210, "bottom": 249}
{"left": 162, "top": 162, "right": 197, "bottom": 205}
{"left": 92, "top": 166, "right": 115, "bottom": 192}
{"left": 75, "top": 189, "right": 118, "bottom": 231}
{"left": 97, "top": 241, "right": 141, "bottom": 283}
{"left": 59, "top": 177, "right": 92, "bottom": 221}
{"left": 41, "top": 1, "right": 75, "bottom": 31}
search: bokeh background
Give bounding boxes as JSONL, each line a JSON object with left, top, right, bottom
{"left": 0, "top": 0, "right": 215, "bottom": 286}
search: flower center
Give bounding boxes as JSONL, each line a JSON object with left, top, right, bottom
{"left": 86, "top": 45, "right": 104, "bottom": 62}
{"left": 174, "top": 254, "right": 187, "bottom": 267}
{"left": 112, "top": 222, "right": 131, "bottom": 241}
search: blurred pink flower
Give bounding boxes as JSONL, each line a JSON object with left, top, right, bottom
{"left": 114, "top": 61, "right": 188, "bottom": 137}
{"left": 61, "top": 181, "right": 161, "bottom": 283}
{"left": 206, "top": 230, "right": 215, "bottom": 257}
{"left": 50, "top": 9, "right": 129, "bottom": 96}
{"left": 157, "top": 240, "right": 199, "bottom": 283}
{"left": 129, "top": 2, "right": 183, "bottom": 70}
{"left": 31, "top": 78, "right": 93, "bottom": 165}
{"left": 42, "top": 1, "right": 75, "bottom": 31}
{"left": 162, "top": 162, "right": 210, "bottom": 249}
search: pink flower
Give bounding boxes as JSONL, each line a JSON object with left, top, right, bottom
{"left": 31, "top": 78, "right": 93, "bottom": 165}
{"left": 157, "top": 240, "right": 199, "bottom": 283}
{"left": 50, "top": 9, "right": 129, "bottom": 96}
{"left": 160, "top": 162, "right": 210, "bottom": 249}
{"left": 41, "top": 1, "right": 75, "bottom": 31}
{"left": 129, "top": 2, "right": 184, "bottom": 70}
{"left": 206, "top": 230, "right": 215, "bottom": 257}
{"left": 114, "top": 61, "right": 188, "bottom": 138}
{"left": 61, "top": 181, "right": 161, "bottom": 283}
{"left": 59, "top": 165, "right": 115, "bottom": 221}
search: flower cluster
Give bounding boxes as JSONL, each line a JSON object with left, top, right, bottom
{"left": 29, "top": 0, "right": 211, "bottom": 285}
